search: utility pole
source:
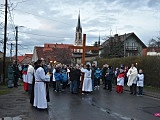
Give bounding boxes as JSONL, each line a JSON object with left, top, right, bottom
{"left": 2, "top": 0, "right": 8, "bottom": 84}
{"left": 10, "top": 43, "right": 13, "bottom": 61}
{"left": 15, "top": 26, "right": 18, "bottom": 65}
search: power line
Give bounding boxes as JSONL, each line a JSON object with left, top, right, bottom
{"left": 18, "top": 31, "right": 101, "bottom": 39}
{"left": 8, "top": 0, "right": 16, "bottom": 37}
{"left": 14, "top": 9, "right": 71, "bottom": 26}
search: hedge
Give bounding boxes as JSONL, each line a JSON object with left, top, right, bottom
{"left": 96, "top": 56, "right": 160, "bottom": 88}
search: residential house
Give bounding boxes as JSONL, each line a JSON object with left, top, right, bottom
{"left": 12, "top": 54, "right": 33, "bottom": 65}
{"left": 100, "top": 32, "right": 147, "bottom": 58}
{"left": 143, "top": 47, "right": 160, "bottom": 56}
{"left": 32, "top": 43, "right": 73, "bottom": 64}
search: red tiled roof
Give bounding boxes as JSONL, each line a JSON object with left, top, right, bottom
{"left": 17, "top": 56, "right": 26, "bottom": 63}
{"left": 44, "top": 43, "right": 74, "bottom": 49}
{"left": 25, "top": 54, "right": 33, "bottom": 58}
{"left": 12, "top": 54, "right": 33, "bottom": 63}
{"left": 35, "top": 45, "right": 73, "bottom": 64}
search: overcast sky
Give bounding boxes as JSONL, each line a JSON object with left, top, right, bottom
{"left": 0, "top": 0, "right": 160, "bottom": 56}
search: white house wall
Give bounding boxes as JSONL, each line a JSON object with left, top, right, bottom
{"left": 32, "top": 48, "right": 38, "bottom": 62}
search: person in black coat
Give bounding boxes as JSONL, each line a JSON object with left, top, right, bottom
{"left": 69, "top": 66, "right": 81, "bottom": 94}
{"left": 103, "top": 64, "right": 108, "bottom": 89}
{"left": 30, "top": 61, "right": 37, "bottom": 105}
{"left": 105, "top": 66, "right": 114, "bottom": 91}
{"left": 13, "top": 63, "right": 20, "bottom": 87}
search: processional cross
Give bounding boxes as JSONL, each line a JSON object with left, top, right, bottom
{"left": 69, "top": 34, "right": 99, "bottom": 65}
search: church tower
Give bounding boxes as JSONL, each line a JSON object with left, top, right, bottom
{"left": 75, "top": 12, "right": 82, "bottom": 46}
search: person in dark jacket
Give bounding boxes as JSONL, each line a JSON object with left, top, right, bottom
{"left": 91, "top": 62, "right": 97, "bottom": 90}
{"left": 41, "top": 58, "right": 50, "bottom": 102}
{"left": 30, "top": 61, "right": 37, "bottom": 105}
{"left": 12, "top": 63, "right": 20, "bottom": 87}
{"left": 103, "top": 64, "right": 108, "bottom": 89}
{"left": 105, "top": 65, "right": 114, "bottom": 91}
{"left": 69, "top": 65, "right": 81, "bottom": 94}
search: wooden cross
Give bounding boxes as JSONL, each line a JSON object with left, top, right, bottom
{"left": 69, "top": 34, "right": 99, "bottom": 65}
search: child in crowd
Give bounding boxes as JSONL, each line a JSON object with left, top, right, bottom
{"left": 54, "top": 67, "right": 63, "bottom": 92}
{"left": 137, "top": 69, "right": 144, "bottom": 96}
{"left": 116, "top": 69, "right": 125, "bottom": 93}
{"left": 94, "top": 67, "right": 102, "bottom": 89}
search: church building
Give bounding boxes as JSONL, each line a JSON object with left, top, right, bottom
{"left": 71, "top": 12, "right": 99, "bottom": 64}
{"left": 75, "top": 12, "right": 83, "bottom": 52}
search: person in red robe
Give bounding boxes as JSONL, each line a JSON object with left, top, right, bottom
{"left": 116, "top": 69, "right": 125, "bottom": 93}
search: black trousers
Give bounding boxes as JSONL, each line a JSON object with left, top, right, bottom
{"left": 106, "top": 80, "right": 112, "bottom": 91}
{"left": 13, "top": 76, "right": 18, "bottom": 87}
{"left": 130, "top": 84, "right": 137, "bottom": 95}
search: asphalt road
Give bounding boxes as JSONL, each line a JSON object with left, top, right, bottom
{"left": 48, "top": 86, "right": 160, "bottom": 120}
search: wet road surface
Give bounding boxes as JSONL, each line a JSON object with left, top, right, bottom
{"left": 48, "top": 86, "right": 160, "bottom": 120}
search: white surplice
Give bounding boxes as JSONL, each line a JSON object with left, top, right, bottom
{"left": 27, "top": 65, "right": 34, "bottom": 84}
{"left": 127, "top": 67, "right": 138, "bottom": 86}
{"left": 33, "top": 67, "right": 47, "bottom": 109}
{"left": 81, "top": 68, "right": 92, "bottom": 92}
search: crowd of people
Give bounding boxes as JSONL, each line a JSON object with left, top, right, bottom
{"left": 11, "top": 58, "right": 144, "bottom": 110}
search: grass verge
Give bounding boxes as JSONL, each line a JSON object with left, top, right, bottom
{"left": 144, "top": 86, "right": 160, "bottom": 93}
{"left": 0, "top": 85, "right": 12, "bottom": 95}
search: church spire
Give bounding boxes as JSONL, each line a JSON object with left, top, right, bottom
{"left": 98, "top": 33, "right": 100, "bottom": 46}
{"left": 75, "top": 11, "right": 82, "bottom": 46}
{"left": 76, "top": 11, "right": 82, "bottom": 32}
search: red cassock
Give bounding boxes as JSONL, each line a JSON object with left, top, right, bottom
{"left": 116, "top": 73, "right": 125, "bottom": 93}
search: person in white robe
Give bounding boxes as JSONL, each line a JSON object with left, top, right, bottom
{"left": 81, "top": 64, "right": 92, "bottom": 94}
{"left": 27, "top": 64, "right": 34, "bottom": 94}
{"left": 33, "top": 59, "right": 50, "bottom": 109}
{"left": 127, "top": 64, "right": 138, "bottom": 95}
